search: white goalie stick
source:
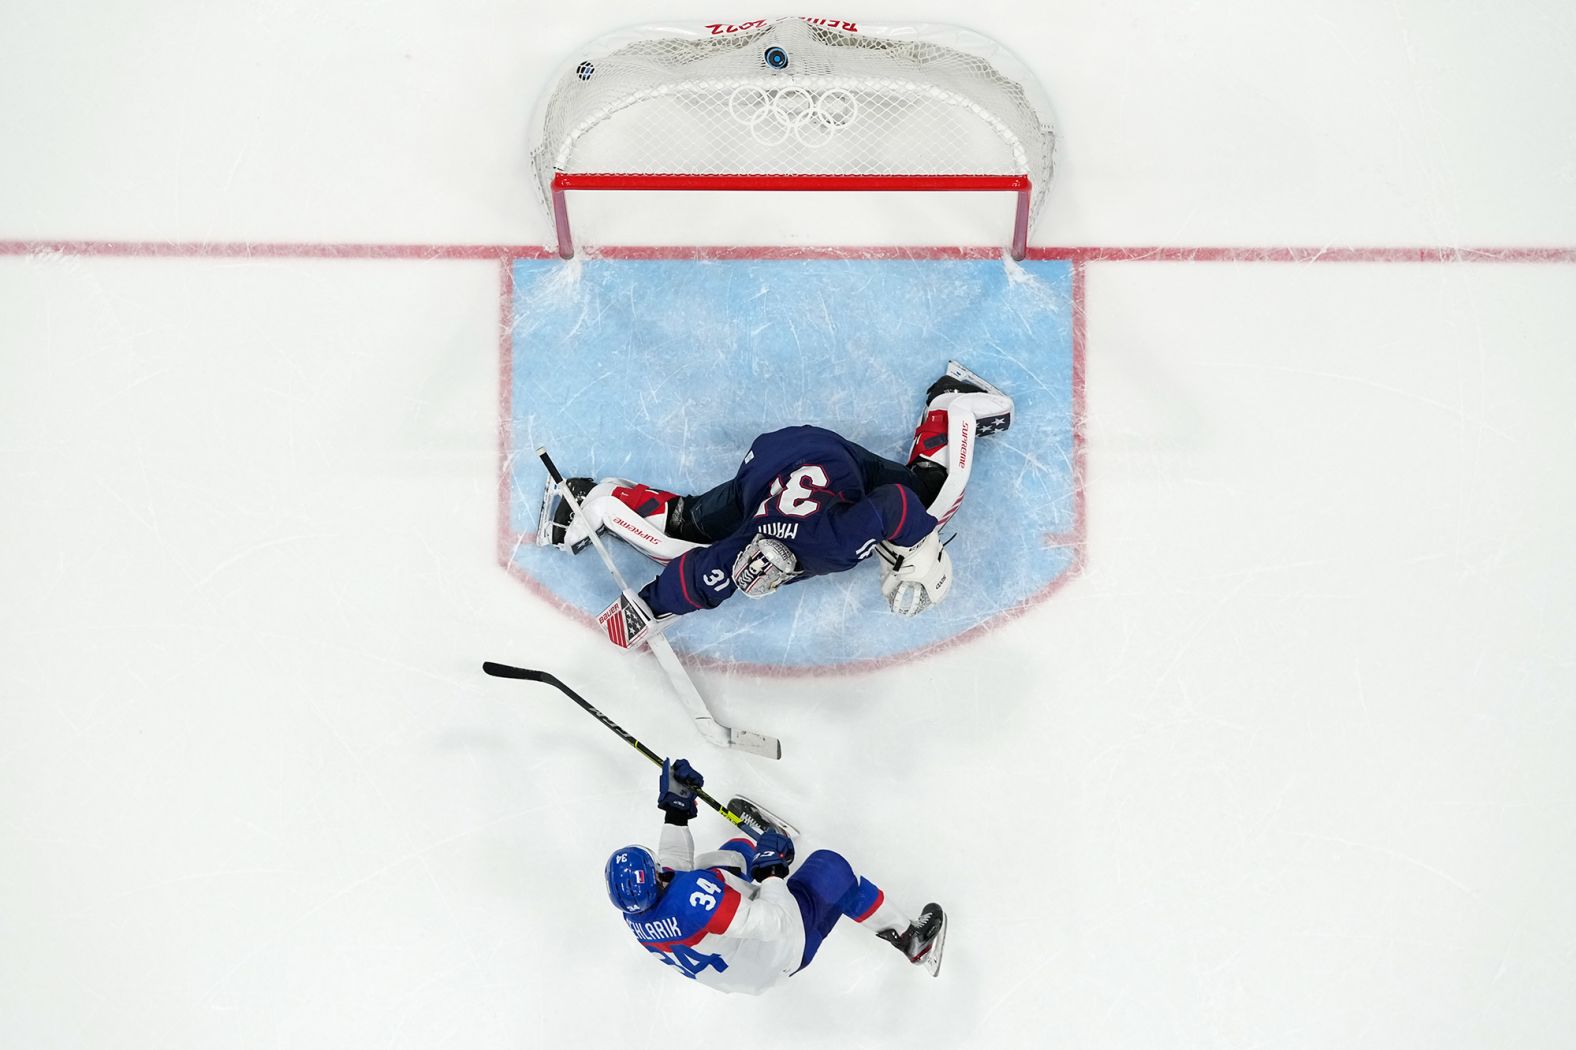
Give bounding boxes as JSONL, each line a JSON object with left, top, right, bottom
{"left": 534, "top": 447, "right": 782, "bottom": 760}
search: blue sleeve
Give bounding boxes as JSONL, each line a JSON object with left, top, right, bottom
{"left": 802, "top": 483, "right": 938, "bottom": 573}
{"left": 864, "top": 483, "right": 938, "bottom": 548}
{"left": 638, "top": 535, "right": 750, "bottom": 618}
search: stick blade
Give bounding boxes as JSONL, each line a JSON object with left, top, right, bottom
{"left": 693, "top": 717, "right": 781, "bottom": 760}
{"left": 482, "top": 661, "right": 545, "bottom": 681}
{"left": 728, "top": 727, "right": 782, "bottom": 760}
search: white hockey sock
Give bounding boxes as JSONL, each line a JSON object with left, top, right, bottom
{"left": 856, "top": 897, "right": 915, "bottom": 937}
{"left": 694, "top": 846, "right": 752, "bottom": 873}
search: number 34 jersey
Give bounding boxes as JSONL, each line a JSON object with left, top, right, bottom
{"left": 622, "top": 865, "right": 807, "bottom": 995}
{"left": 638, "top": 425, "right": 940, "bottom": 618}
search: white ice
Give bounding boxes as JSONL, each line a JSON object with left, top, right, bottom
{"left": 2, "top": 3, "right": 1575, "bottom": 1049}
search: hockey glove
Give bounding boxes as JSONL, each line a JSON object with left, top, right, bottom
{"left": 658, "top": 758, "right": 704, "bottom": 824}
{"left": 878, "top": 531, "right": 954, "bottom": 617}
{"left": 749, "top": 831, "right": 795, "bottom": 881}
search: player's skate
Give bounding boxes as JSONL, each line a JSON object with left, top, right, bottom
{"left": 726, "top": 796, "right": 801, "bottom": 841}
{"left": 878, "top": 902, "right": 948, "bottom": 977}
{"left": 536, "top": 476, "right": 599, "bottom": 553}
{"left": 925, "top": 360, "right": 1014, "bottom": 435}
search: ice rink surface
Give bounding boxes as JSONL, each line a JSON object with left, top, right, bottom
{"left": 3, "top": 3, "right": 1575, "bottom": 1049}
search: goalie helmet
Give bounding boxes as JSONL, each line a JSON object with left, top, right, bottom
{"left": 731, "top": 534, "right": 799, "bottom": 599}
{"left": 605, "top": 845, "right": 662, "bottom": 914}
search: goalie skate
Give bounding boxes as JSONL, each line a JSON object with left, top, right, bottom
{"left": 535, "top": 476, "right": 596, "bottom": 553}
{"left": 878, "top": 902, "right": 948, "bottom": 977}
{"left": 726, "top": 796, "right": 801, "bottom": 841}
{"left": 930, "top": 360, "right": 1013, "bottom": 436}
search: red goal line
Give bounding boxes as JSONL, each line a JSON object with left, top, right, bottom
{"left": 1, "top": 240, "right": 1573, "bottom": 264}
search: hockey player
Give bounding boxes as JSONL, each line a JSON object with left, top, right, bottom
{"left": 605, "top": 757, "right": 946, "bottom": 993}
{"left": 540, "top": 361, "right": 1013, "bottom": 645}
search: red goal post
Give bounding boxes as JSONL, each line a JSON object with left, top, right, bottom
{"left": 532, "top": 19, "right": 1056, "bottom": 259}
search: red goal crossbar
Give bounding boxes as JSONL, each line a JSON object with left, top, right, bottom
{"left": 550, "top": 172, "right": 1033, "bottom": 260}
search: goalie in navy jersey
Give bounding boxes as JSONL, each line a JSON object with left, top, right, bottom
{"left": 539, "top": 361, "right": 1014, "bottom": 646}
{"left": 605, "top": 756, "right": 946, "bottom": 993}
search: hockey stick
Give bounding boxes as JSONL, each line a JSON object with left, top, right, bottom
{"left": 536, "top": 447, "right": 782, "bottom": 760}
{"left": 482, "top": 661, "right": 774, "bottom": 834}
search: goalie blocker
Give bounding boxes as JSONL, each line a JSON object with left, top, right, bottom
{"left": 597, "top": 590, "right": 675, "bottom": 651}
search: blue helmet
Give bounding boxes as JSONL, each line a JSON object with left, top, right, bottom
{"left": 605, "top": 845, "right": 662, "bottom": 914}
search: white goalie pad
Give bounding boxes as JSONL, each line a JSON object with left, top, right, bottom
{"left": 601, "top": 497, "right": 702, "bottom": 564}
{"left": 913, "top": 361, "right": 1015, "bottom": 528}
{"left": 878, "top": 531, "right": 954, "bottom": 616}
{"left": 538, "top": 477, "right": 703, "bottom": 564}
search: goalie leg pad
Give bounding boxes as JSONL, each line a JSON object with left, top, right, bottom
{"left": 542, "top": 477, "right": 703, "bottom": 563}
{"left": 905, "top": 363, "right": 1014, "bottom": 526}
{"left": 907, "top": 360, "right": 1015, "bottom": 469}
{"left": 601, "top": 482, "right": 706, "bottom": 564}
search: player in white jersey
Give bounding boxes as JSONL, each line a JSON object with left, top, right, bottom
{"left": 605, "top": 758, "right": 947, "bottom": 993}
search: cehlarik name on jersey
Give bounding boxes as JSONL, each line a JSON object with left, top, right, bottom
{"left": 705, "top": 17, "right": 858, "bottom": 36}
{"left": 626, "top": 915, "right": 683, "bottom": 941}
{"left": 756, "top": 521, "right": 799, "bottom": 542}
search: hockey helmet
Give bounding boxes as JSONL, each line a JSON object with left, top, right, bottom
{"left": 605, "top": 845, "right": 662, "bottom": 914}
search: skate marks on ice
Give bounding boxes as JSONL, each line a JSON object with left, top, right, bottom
{"left": 503, "top": 257, "right": 1079, "bottom": 671}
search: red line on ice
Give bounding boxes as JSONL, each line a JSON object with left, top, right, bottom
{"left": 10, "top": 235, "right": 1572, "bottom": 676}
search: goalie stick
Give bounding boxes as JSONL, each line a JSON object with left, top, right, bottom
{"left": 480, "top": 662, "right": 796, "bottom": 837}
{"left": 535, "top": 447, "right": 781, "bottom": 760}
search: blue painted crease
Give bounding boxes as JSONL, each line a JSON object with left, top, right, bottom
{"left": 509, "top": 257, "right": 1078, "bottom": 669}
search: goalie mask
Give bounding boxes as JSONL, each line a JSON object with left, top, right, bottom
{"left": 731, "top": 535, "right": 799, "bottom": 599}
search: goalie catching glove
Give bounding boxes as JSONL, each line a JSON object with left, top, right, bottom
{"left": 877, "top": 530, "right": 954, "bottom": 617}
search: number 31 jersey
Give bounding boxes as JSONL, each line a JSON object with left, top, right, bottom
{"left": 622, "top": 866, "right": 807, "bottom": 995}
{"left": 638, "top": 425, "right": 939, "bottom": 618}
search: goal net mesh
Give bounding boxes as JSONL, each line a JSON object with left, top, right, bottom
{"left": 532, "top": 18, "right": 1057, "bottom": 226}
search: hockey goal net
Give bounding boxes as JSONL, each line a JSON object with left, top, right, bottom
{"left": 531, "top": 18, "right": 1057, "bottom": 258}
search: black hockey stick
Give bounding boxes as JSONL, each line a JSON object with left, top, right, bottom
{"left": 482, "top": 660, "right": 771, "bottom": 834}
{"left": 536, "top": 446, "right": 781, "bottom": 759}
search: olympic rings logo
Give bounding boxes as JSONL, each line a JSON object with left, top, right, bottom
{"left": 727, "top": 86, "right": 859, "bottom": 147}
